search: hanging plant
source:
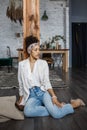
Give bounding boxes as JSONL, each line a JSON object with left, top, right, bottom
{"left": 41, "top": 10, "right": 48, "bottom": 21}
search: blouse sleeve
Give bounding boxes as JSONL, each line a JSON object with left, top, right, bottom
{"left": 43, "top": 61, "right": 52, "bottom": 90}
{"left": 18, "top": 62, "right": 24, "bottom": 96}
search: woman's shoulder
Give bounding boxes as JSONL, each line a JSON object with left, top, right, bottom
{"left": 38, "top": 59, "right": 48, "bottom": 65}
{"left": 19, "top": 58, "right": 28, "bottom": 65}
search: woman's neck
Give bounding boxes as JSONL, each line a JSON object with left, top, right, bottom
{"left": 29, "top": 56, "right": 37, "bottom": 63}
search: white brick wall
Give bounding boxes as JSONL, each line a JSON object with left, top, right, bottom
{"left": 0, "top": 0, "right": 23, "bottom": 58}
{"left": 0, "top": 0, "right": 69, "bottom": 66}
{"left": 40, "top": 0, "right": 66, "bottom": 44}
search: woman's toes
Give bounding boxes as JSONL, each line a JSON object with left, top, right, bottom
{"left": 79, "top": 99, "right": 85, "bottom": 106}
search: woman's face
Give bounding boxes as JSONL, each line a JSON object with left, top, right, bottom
{"left": 30, "top": 44, "right": 40, "bottom": 60}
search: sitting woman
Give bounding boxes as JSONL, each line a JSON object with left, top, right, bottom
{"left": 15, "top": 35, "right": 85, "bottom": 119}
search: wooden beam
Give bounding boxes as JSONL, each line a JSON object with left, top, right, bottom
{"left": 23, "top": 0, "right": 40, "bottom": 58}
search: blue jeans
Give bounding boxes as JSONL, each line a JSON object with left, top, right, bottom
{"left": 24, "top": 86, "right": 74, "bottom": 118}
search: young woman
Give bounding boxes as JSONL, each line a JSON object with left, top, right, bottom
{"left": 16, "top": 35, "right": 85, "bottom": 119}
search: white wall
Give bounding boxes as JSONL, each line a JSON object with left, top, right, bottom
{"left": 0, "top": 0, "right": 23, "bottom": 58}
{"left": 0, "top": 0, "right": 69, "bottom": 66}
{"left": 40, "top": 0, "right": 66, "bottom": 43}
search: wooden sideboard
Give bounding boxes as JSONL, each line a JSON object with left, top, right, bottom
{"left": 17, "top": 49, "right": 69, "bottom": 72}
{"left": 40, "top": 49, "right": 69, "bottom": 72}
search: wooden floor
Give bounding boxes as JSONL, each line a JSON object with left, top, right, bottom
{"left": 0, "top": 67, "right": 87, "bottom": 130}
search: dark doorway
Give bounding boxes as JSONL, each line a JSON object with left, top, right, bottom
{"left": 72, "top": 23, "right": 87, "bottom": 68}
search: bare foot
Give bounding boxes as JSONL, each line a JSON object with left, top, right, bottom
{"left": 70, "top": 99, "right": 85, "bottom": 108}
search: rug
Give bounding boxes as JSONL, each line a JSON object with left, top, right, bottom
{"left": 49, "top": 69, "right": 67, "bottom": 88}
{"left": 0, "top": 67, "right": 67, "bottom": 89}
{"left": 0, "top": 68, "right": 18, "bottom": 89}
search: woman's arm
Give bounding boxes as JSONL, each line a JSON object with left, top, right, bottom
{"left": 16, "top": 96, "right": 23, "bottom": 104}
{"left": 15, "top": 95, "right": 24, "bottom": 111}
{"left": 16, "top": 62, "right": 24, "bottom": 105}
{"left": 47, "top": 88, "right": 56, "bottom": 97}
{"left": 47, "top": 88, "right": 63, "bottom": 107}
{"left": 18, "top": 62, "right": 24, "bottom": 97}
{"left": 43, "top": 61, "right": 63, "bottom": 107}
{"left": 43, "top": 61, "right": 52, "bottom": 90}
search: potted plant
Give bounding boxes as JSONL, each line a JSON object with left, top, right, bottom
{"left": 50, "top": 35, "right": 66, "bottom": 49}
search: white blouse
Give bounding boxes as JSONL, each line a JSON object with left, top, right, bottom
{"left": 18, "top": 58, "right": 52, "bottom": 105}
{"left": 27, "top": 59, "right": 43, "bottom": 88}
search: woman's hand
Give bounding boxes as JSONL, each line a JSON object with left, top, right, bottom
{"left": 52, "top": 96, "right": 66, "bottom": 107}
{"left": 15, "top": 96, "right": 24, "bottom": 111}
{"left": 47, "top": 89, "right": 65, "bottom": 107}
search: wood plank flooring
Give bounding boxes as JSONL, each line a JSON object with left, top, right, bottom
{"left": 0, "top": 67, "right": 87, "bottom": 130}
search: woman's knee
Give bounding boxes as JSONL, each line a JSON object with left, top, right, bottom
{"left": 24, "top": 105, "right": 32, "bottom": 117}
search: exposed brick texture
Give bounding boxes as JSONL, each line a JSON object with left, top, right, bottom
{"left": 0, "top": 0, "right": 69, "bottom": 67}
